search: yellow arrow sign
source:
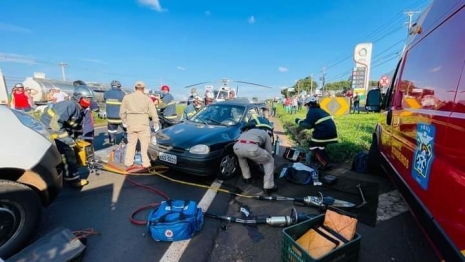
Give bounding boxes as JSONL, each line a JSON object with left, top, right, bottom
{"left": 319, "top": 97, "right": 331, "bottom": 114}
{"left": 335, "top": 97, "right": 350, "bottom": 116}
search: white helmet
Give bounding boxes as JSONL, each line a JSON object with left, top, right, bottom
{"left": 304, "top": 96, "right": 317, "bottom": 105}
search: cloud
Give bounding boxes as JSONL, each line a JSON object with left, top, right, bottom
{"left": 0, "top": 53, "right": 36, "bottom": 65}
{"left": 137, "top": 0, "right": 167, "bottom": 12}
{"left": 430, "top": 66, "right": 441, "bottom": 73}
{"left": 278, "top": 66, "right": 289, "bottom": 72}
{"left": 0, "top": 23, "right": 31, "bottom": 33}
{"left": 205, "top": 11, "right": 211, "bottom": 16}
{"left": 79, "top": 58, "right": 108, "bottom": 65}
{"left": 248, "top": 16, "right": 255, "bottom": 24}
{"left": 177, "top": 66, "right": 185, "bottom": 71}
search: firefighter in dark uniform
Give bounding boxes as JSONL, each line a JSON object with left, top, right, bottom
{"left": 40, "top": 85, "right": 95, "bottom": 188}
{"left": 295, "top": 96, "right": 338, "bottom": 170}
{"left": 181, "top": 95, "right": 203, "bottom": 121}
{"left": 233, "top": 121, "right": 278, "bottom": 195}
{"left": 187, "top": 88, "right": 197, "bottom": 106}
{"left": 103, "top": 80, "right": 126, "bottom": 145}
{"left": 159, "top": 85, "right": 177, "bottom": 128}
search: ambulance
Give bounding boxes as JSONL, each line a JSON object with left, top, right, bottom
{"left": 365, "top": 1, "right": 465, "bottom": 261}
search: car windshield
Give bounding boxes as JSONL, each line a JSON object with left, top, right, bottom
{"left": 190, "top": 104, "right": 246, "bottom": 126}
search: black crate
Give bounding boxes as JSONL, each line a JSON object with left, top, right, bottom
{"left": 282, "top": 214, "right": 361, "bottom": 262}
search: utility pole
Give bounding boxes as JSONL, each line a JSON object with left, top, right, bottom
{"left": 310, "top": 73, "right": 313, "bottom": 95}
{"left": 320, "top": 66, "right": 326, "bottom": 95}
{"left": 404, "top": 10, "right": 421, "bottom": 35}
{"left": 297, "top": 80, "right": 300, "bottom": 95}
{"left": 58, "top": 62, "right": 68, "bottom": 81}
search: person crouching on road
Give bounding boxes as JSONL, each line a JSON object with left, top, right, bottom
{"left": 233, "top": 121, "right": 278, "bottom": 195}
{"left": 120, "top": 81, "right": 159, "bottom": 170}
{"left": 295, "top": 96, "right": 338, "bottom": 170}
{"left": 40, "top": 85, "right": 95, "bottom": 188}
{"left": 181, "top": 95, "right": 203, "bottom": 121}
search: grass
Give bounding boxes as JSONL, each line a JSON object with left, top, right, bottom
{"left": 276, "top": 106, "right": 379, "bottom": 163}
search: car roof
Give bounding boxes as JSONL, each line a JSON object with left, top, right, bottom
{"left": 213, "top": 97, "right": 254, "bottom": 106}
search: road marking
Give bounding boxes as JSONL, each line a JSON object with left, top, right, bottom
{"left": 377, "top": 190, "right": 409, "bottom": 222}
{"left": 159, "top": 179, "right": 223, "bottom": 262}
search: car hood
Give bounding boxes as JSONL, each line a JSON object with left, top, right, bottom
{"left": 155, "top": 122, "right": 240, "bottom": 148}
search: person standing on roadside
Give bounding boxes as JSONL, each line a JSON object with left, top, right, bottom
{"left": 11, "top": 83, "right": 32, "bottom": 112}
{"left": 120, "top": 81, "right": 159, "bottom": 170}
{"left": 104, "top": 80, "right": 127, "bottom": 145}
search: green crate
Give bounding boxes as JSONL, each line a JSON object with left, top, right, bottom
{"left": 281, "top": 214, "right": 361, "bottom": 262}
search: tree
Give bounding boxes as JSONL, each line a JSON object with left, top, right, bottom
{"left": 280, "top": 76, "right": 319, "bottom": 97}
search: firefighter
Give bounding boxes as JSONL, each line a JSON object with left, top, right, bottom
{"left": 103, "top": 80, "right": 126, "bottom": 145}
{"left": 40, "top": 85, "right": 95, "bottom": 188}
{"left": 181, "top": 95, "right": 203, "bottom": 121}
{"left": 295, "top": 96, "right": 338, "bottom": 170}
{"left": 159, "top": 85, "right": 177, "bottom": 120}
{"left": 187, "top": 88, "right": 197, "bottom": 106}
{"left": 233, "top": 120, "right": 277, "bottom": 195}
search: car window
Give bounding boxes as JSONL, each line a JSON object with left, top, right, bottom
{"left": 191, "top": 104, "right": 245, "bottom": 125}
{"left": 244, "top": 108, "right": 258, "bottom": 123}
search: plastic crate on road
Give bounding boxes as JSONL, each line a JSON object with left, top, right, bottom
{"left": 282, "top": 214, "right": 361, "bottom": 262}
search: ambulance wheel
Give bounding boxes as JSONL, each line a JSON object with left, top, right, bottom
{"left": 0, "top": 180, "right": 42, "bottom": 259}
{"left": 367, "top": 138, "right": 383, "bottom": 175}
{"left": 216, "top": 152, "right": 239, "bottom": 180}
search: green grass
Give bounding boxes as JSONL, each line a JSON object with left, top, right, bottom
{"left": 276, "top": 106, "right": 379, "bottom": 163}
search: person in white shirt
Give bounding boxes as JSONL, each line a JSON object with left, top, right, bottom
{"left": 52, "top": 88, "right": 69, "bottom": 102}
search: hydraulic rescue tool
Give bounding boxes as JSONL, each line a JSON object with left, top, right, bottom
{"left": 253, "top": 192, "right": 356, "bottom": 208}
{"left": 205, "top": 208, "right": 317, "bottom": 227}
{"left": 74, "top": 138, "right": 101, "bottom": 176}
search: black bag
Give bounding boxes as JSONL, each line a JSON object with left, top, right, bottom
{"left": 351, "top": 151, "right": 369, "bottom": 174}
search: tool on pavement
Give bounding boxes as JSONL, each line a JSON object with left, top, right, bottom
{"left": 253, "top": 192, "right": 356, "bottom": 208}
{"left": 74, "top": 138, "right": 100, "bottom": 176}
{"left": 205, "top": 207, "right": 317, "bottom": 227}
{"left": 355, "top": 184, "right": 367, "bottom": 209}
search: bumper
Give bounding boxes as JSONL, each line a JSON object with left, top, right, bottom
{"left": 148, "top": 144, "right": 223, "bottom": 176}
{"left": 29, "top": 144, "right": 63, "bottom": 206}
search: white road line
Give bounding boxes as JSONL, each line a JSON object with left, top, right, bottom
{"left": 376, "top": 190, "right": 409, "bottom": 222}
{"left": 159, "top": 179, "right": 223, "bottom": 262}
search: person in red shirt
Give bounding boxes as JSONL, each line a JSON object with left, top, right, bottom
{"left": 11, "top": 83, "right": 32, "bottom": 112}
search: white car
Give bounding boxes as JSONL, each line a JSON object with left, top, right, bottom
{"left": 0, "top": 106, "right": 63, "bottom": 259}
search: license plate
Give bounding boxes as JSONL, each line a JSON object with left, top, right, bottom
{"left": 159, "top": 152, "right": 177, "bottom": 164}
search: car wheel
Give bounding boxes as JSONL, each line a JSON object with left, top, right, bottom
{"left": 216, "top": 152, "right": 239, "bottom": 180}
{"left": 0, "top": 180, "right": 42, "bottom": 259}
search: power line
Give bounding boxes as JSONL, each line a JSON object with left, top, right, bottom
{"left": 58, "top": 62, "right": 68, "bottom": 81}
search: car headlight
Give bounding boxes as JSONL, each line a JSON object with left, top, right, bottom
{"left": 11, "top": 110, "right": 54, "bottom": 143}
{"left": 151, "top": 134, "right": 157, "bottom": 145}
{"left": 189, "top": 144, "right": 210, "bottom": 154}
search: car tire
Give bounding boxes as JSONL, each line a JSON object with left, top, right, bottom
{"left": 216, "top": 151, "right": 239, "bottom": 180}
{"left": 367, "top": 137, "right": 383, "bottom": 175}
{"left": 0, "top": 180, "right": 42, "bottom": 259}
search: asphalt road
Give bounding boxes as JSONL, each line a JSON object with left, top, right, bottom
{"left": 27, "top": 127, "right": 441, "bottom": 262}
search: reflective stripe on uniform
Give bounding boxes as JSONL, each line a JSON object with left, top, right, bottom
{"left": 52, "top": 132, "right": 69, "bottom": 139}
{"left": 310, "top": 137, "right": 338, "bottom": 143}
{"left": 315, "top": 116, "right": 333, "bottom": 125}
{"left": 67, "top": 121, "right": 78, "bottom": 128}
{"left": 47, "top": 108, "right": 56, "bottom": 117}
{"left": 106, "top": 101, "right": 122, "bottom": 105}
{"left": 165, "top": 115, "right": 178, "bottom": 119}
{"left": 186, "top": 112, "right": 196, "bottom": 118}
{"left": 107, "top": 118, "right": 123, "bottom": 124}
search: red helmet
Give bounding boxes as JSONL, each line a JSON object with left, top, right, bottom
{"left": 161, "top": 85, "right": 170, "bottom": 92}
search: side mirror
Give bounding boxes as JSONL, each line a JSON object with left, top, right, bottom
{"left": 365, "top": 89, "right": 382, "bottom": 112}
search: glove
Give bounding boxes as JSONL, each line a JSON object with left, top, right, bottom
{"left": 295, "top": 118, "right": 301, "bottom": 125}
{"left": 153, "top": 124, "right": 160, "bottom": 132}
{"left": 59, "top": 137, "right": 76, "bottom": 147}
{"left": 122, "top": 123, "right": 127, "bottom": 128}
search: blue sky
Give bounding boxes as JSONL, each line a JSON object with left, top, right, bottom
{"left": 0, "top": 0, "right": 430, "bottom": 99}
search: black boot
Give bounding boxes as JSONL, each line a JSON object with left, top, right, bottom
{"left": 264, "top": 185, "right": 278, "bottom": 195}
{"left": 243, "top": 178, "right": 252, "bottom": 184}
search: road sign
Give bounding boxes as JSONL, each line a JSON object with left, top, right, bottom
{"left": 379, "top": 76, "right": 390, "bottom": 87}
{"left": 319, "top": 97, "right": 351, "bottom": 117}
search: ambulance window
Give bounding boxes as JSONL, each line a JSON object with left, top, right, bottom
{"left": 384, "top": 58, "right": 403, "bottom": 110}
{"left": 399, "top": 8, "right": 465, "bottom": 112}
